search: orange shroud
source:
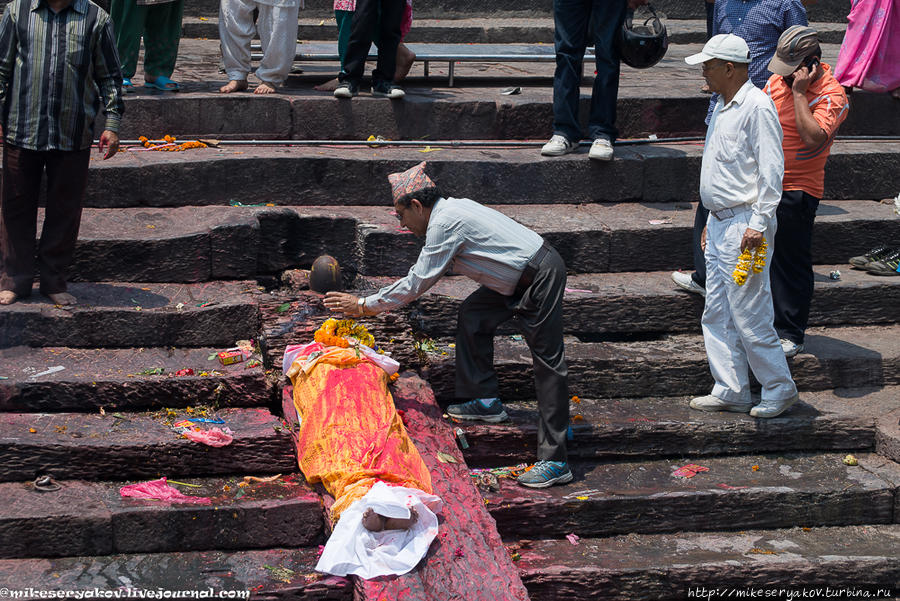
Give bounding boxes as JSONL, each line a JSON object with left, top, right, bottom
{"left": 287, "top": 344, "right": 432, "bottom": 521}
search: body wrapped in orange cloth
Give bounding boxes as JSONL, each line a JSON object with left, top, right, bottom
{"left": 284, "top": 341, "right": 433, "bottom": 521}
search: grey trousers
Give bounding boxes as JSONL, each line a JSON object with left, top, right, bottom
{"left": 455, "top": 245, "right": 569, "bottom": 463}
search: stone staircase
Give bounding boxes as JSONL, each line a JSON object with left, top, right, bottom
{"left": 1, "top": 0, "right": 899, "bottom": 598}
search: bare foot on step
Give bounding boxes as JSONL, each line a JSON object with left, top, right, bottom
{"left": 254, "top": 81, "right": 277, "bottom": 94}
{"left": 220, "top": 79, "right": 248, "bottom": 94}
{"left": 0, "top": 290, "right": 17, "bottom": 305}
{"left": 46, "top": 291, "right": 77, "bottom": 305}
{"left": 314, "top": 78, "right": 340, "bottom": 91}
{"left": 395, "top": 43, "right": 416, "bottom": 82}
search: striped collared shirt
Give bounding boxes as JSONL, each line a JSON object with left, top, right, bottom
{"left": 0, "top": 0, "right": 124, "bottom": 151}
{"left": 365, "top": 197, "right": 545, "bottom": 313}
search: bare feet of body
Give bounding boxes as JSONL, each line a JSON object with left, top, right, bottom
{"left": 362, "top": 507, "right": 419, "bottom": 531}
{"left": 46, "top": 291, "right": 77, "bottom": 305}
{"left": 220, "top": 79, "right": 249, "bottom": 94}
{"left": 314, "top": 77, "right": 340, "bottom": 91}
{"left": 0, "top": 290, "right": 17, "bottom": 305}
{"left": 254, "top": 81, "right": 277, "bottom": 94}
{"left": 395, "top": 43, "right": 416, "bottom": 82}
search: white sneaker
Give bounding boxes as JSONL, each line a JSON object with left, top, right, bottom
{"left": 588, "top": 137, "right": 614, "bottom": 161}
{"left": 780, "top": 338, "right": 804, "bottom": 358}
{"left": 689, "top": 395, "right": 754, "bottom": 413}
{"left": 671, "top": 271, "right": 706, "bottom": 297}
{"left": 541, "top": 135, "right": 578, "bottom": 157}
{"left": 750, "top": 393, "right": 800, "bottom": 418}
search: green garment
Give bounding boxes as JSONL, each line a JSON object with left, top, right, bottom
{"left": 335, "top": 8, "right": 381, "bottom": 72}
{"left": 110, "top": 0, "right": 184, "bottom": 79}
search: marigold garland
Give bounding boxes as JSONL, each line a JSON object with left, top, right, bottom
{"left": 732, "top": 238, "right": 768, "bottom": 286}
{"left": 138, "top": 135, "right": 207, "bottom": 152}
{"left": 313, "top": 318, "right": 375, "bottom": 349}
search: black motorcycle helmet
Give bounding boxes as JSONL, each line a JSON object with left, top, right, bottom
{"left": 619, "top": 4, "right": 669, "bottom": 69}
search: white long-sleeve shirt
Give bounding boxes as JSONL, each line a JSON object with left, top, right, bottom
{"left": 700, "top": 79, "right": 785, "bottom": 233}
{"left": 365, "top": 197, "right": 544, "bottom": 313}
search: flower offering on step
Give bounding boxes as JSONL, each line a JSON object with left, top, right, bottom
{"left": 138, "top": 134, "right": 207, "bottom": 152}
{"left": 314, "top": 318, "right": 375, "bottom": 349}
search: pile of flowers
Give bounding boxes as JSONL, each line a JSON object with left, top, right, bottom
{"left": 732, "top": 238, "right": 768, "bottom": 286}
{"left": 138, "top": 135, "right": 207, "bottom": 152}
{"left": 314, "top": 318, "right": 375, "bottom": 348}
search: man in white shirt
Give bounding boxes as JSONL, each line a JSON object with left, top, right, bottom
{"left": 323, "top": 161, "right": 573, "bottom": 488}
{"left": 685, "top": 34, "right": 799, "bottom": 418}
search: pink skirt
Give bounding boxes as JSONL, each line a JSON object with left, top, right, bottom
{"left": 834, "top": 0, "right": 900, "bottom": 92}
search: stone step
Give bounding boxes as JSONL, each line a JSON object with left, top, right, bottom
{"left": 483, "top": 452, "right": 900, "bottom": 539}
{"left": 0, "top": 548, "right": 351, "bottom": 600}
{"left": 180, "top": 0, "right": 852, "bottom": 23}
{"left": 0, "top": 281, "right": 260, "bottom": 348}
{"left": 66, "top": 201, "right": 900, "bottom": 281}
{"left": 181, "top": 16, "right": 848, "bottom": 45}
{"left": 0, "top": 473, "right": 322, "bottom": 559}
{"left": 362, "top": 266, "right": 900, "bottom": 338}
{"left": 0, "top": 346, "right": 270, "bottom": 413}
{"left": 513, "top": 524, "right": 900, "bottom": 601}
{"left": 78, "top": 143, "right": 900, "bottom": 207}
{"left": 424, "top": 324, "right": 900, "bottom": 401}
{"left": 351, "top": 200, "right": 899, "bottom": 276}
{"left": 0, "top": 407, "right": 296, "bottom": 482}
{"left": 457, "top": 387, "right": 899, "bottom": 467}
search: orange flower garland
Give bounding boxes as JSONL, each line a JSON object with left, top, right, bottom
{"left": 313, "top": 318, "right": 376, "bottom": 348}
{"left": 138, "top": 135, "right": 207, "bottom": 152}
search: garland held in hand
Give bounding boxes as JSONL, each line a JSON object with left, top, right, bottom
{"left": 732, "top": 238, "right": 768, "bottom": 286}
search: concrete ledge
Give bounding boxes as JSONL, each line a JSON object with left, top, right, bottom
{"left": 0, "top": 474, "right": 322, "bottom": 558}
{"left": 0, "top": 548, "right": 351, "bottom": 599}
{"left": 0, "top": 407, "right": 296, "bottom": 482}
{"left": 484, "top": 452, "right": 896, "bottom": 538}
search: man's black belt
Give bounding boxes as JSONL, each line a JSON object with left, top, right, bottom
{"left": 515, "top": 242, "right": 552, "bottom": 295}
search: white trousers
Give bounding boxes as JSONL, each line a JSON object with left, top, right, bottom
{"left": 701, "top": 207, "right": 798, "bottom": 404}
{"left": 219, "top": 0, "right": 299, "bottom": 85}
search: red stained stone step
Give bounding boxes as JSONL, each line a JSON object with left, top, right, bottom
{"left": 0, "top": 281, "right": 261, "bottom": 348}
{"left": 482, "top": 452, "right": 900, "bottom": 539}
{"left": 0, "top": 548, "right": 351, "bottom": 601}
{"left": 0, "top": 474, "right": 323, "bottom": 559}
{"left": 457, "top": 387, "right": 900, "bottom": 467}
{"left": 513, "top": 524, "right": 900, "bottom": 601}
{"left": 281, "top": 376, "right": 531, "bottom": 600}
{"left": 0, "top": 346, "right": 269, "bottom": 413}
{"left": 425, "top": 324, "right": 900, "bottom": 401}
{"left": 77, "top": 143, "right": 900, "bottom": 208}
{"left": 0, "top": 407, "right": 296, "bottom": 482}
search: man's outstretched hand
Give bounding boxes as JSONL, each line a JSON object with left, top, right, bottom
{"left": 324, "top": 291, "right": 364, "bottom": 316}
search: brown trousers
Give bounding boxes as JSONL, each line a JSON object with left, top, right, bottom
{"left": 0, "top": 143, "right": 91, "bottom": 296}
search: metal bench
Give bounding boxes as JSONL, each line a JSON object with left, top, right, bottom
{"left": 251, "top": 42, "right": 593, "bottom": 86}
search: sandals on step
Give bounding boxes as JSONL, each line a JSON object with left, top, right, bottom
{"left": 144, "top": 76, "right": 180, "bottom": 91}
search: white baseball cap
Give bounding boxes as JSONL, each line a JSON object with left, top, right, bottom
{"left": 685, "top": 33, "right": 751, "bottom": 65}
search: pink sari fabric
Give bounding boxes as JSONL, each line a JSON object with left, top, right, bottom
{"left": 834, "top": 0, "right": 900, "bottom": 93}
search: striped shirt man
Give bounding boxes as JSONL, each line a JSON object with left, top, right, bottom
{"left": 364, "top": 197, "right": 544, "bottom": 313}
{"left": 0, "top": 0, "right": 124, "bottom": 151}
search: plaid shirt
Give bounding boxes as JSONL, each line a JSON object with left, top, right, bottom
{"left": 0, "top": 0, "right": 124, "bottom": 151}
{"left": 707, "top": 0, "right": 807, "bottom": 122}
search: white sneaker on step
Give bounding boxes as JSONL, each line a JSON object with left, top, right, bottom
{"left": 541, "top": 135, "right": 578, "bottom": 157}
{"left": 671, "top": 271, "right": 706, "bottom": 297}
{"left": 588, "top": 138, "right": 614, "bottom": 161}
{"left": 750, "top": 394, "right": 800, "bottom": 418}
{"left": 689, "top": 394, "right": 753, "bottom": 413}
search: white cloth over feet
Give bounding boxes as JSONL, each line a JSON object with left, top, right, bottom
{"left": 316, "top": 482, "right": 443, "bottom": 579}
{"left": 219, "top": 0, "right": 300, "bottom": 86}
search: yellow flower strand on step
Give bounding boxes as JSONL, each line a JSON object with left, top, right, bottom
{"left": 732, "top": 238, "right": 768, "bottom": 286}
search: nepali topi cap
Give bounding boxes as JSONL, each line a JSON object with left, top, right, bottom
{"left": 388, "top": 161, "right": 436, "bottom": 204}
{"left": 768, "top": 25, "right": 820, "bottom": 77}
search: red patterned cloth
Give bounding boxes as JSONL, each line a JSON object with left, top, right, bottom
{"left": 388, "top": 161, "right": 436, "bottom": 204}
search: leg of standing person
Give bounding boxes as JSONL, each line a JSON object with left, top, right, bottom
{"left": 314, "top": 9, "right": 353, "bottom": 91}
{"left": 142, "top": 0, "right": 183, "bottom": 89}
{"left": 585, "top": 0, "right": 625, "bottom": 160}
{"left": 671, "top": 202, "right": 708, "bottom": 295}
{"left": 219, "top": 0, "right": 256, "bottom": 93}
{"left": 454, "top": 286, "right": 514, "bottom": 403}
{"left": 514, "top": 249, "right": 569, "bottom": 464}
{"left": 705, "top": 0, "right": 715, "bottom": 39}
{"left": 109, "top": 0, "right": 146, "bottom": 84}
{"left": 0, "top": 145, "right": 45, "bottom": 303}
{"left": 370, "top": 0, "right": 403, "bottom": 92}
{"left": 548, "top": 0, "right": 590, "bottom": 147}
{"left": 254, "top": 1, "right": 300, "bottom": 93}
{"left": 36, "top": 149, "right": 91, "bottom": 304}
{"left": 770, "top": 190, "right": 819, "bottom": 353}
{"left": 340, "top": 0, "right": 380, "bottom": 88}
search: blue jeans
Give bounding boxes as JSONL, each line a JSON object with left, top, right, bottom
{"left": 551, "top": 0, "right": 626, "bottom": 143}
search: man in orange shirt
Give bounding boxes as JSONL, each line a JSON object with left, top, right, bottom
{"left": 764, "top": 25, "right": 848, "bottom": 356}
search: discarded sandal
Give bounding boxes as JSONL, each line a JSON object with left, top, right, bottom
{"left": 33, "top": 475, "right": 61, "bottom": 492}
{"left": 144, "top": 76, "right": 179, "bottom": 91}
{"left": 123, "top": 77, "right": 135, "bottom": 93}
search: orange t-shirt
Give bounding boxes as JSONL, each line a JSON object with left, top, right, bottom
{"left": 764, "top": 63, "right": 849, "bottom": 198}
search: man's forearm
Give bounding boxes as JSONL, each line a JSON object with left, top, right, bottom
{"left": 792, "top": 91, "right": 827, "bottom": 148}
